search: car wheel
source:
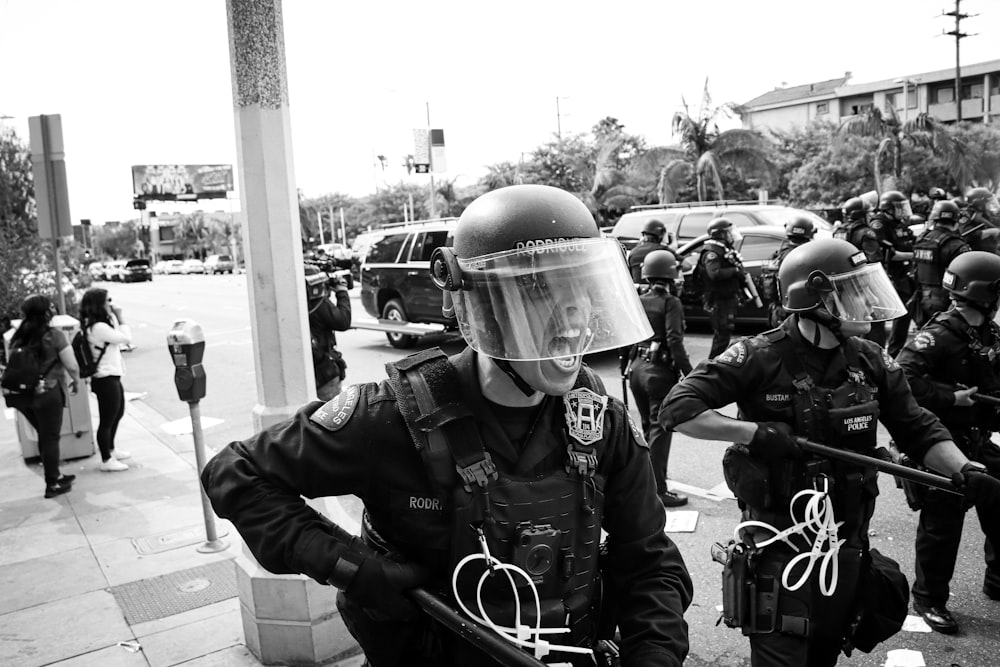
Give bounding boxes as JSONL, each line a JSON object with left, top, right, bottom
{"left": 382, "top": 298, "right": 417, "bottom": 349}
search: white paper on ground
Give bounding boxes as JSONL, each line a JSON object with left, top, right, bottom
{"left": 901, "top": 614, "right": 933, "bottom": 632}
{"left": 882, "top": 648, "right": 925, "bottom": 667}
{"left": 124, "top": 391, "right": 147, "bottom": 401}
{"left": 664, "top": 510, "right": 699, "bottom": 533}
{"left": 160, "top": 416, "right": 224, "bottom": 435}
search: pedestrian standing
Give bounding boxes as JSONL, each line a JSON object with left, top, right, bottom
{"left": 895, "top": 251, "right": 1000, "bottom": 634}
{"left": 660, "top": 238, "right": 1000, "bottom": 665}
{"left": 79, "top": 288, "right": 132, "bottom": 472}
{"left": 627, "top": 219, "right": 678, "bottom": 283}
{"left": 911, "top": 201, "right": 970, "bottom": 328}
{"left": 629, "top": 250, "right": 692, "bottom": 508}
{"left": 305, "top": 265, "right": 351, "bottom": 400}
{"left": 697, "top": 217, "right": 744, "bottom": 359}
{"left": 3, "top": 295, "right": 80, "bottom": 497}
{"left": 202, "top": 184, "right": 693, "bottom": 667}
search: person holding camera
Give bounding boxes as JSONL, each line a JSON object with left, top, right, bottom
{"left": 202, "top": 185, "right": 692, "bottom": 667}
{"left": 305, "top": 264, "right": 352, "bottom": 401}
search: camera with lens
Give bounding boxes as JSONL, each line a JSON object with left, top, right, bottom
{"left": 512, "top": 522, "right": 562, "bottom": 584}
{"left": 304, "top": 259, "right": 353, "bottom": 302}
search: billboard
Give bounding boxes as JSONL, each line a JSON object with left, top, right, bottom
{"left": 132, "top": 164, "right": 234, "bottom": 200}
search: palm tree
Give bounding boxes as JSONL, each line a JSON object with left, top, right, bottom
{"left": 837, "top": 106, "right": 968, "bottom": 193}
{"left": 670, "top": 80, "right": 776, "bottom": 201}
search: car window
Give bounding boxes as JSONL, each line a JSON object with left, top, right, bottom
{"left": 738, "top": 234, "right": 781, "bottom": 262}
{"left": 367, "top": 233, "right": 406, "bottom": 263}
{"left": 126, "top": 259, "right": 150, "bottom": 268}
{"left": 756, "top": 207, "right": 833, "bottom": 231}
{"left": 676, "top": 212, "right": 716, "bottom": 240}
{"left": 218, "top": 255, "right": 232, "bottom": 262}
{"left": 410, "top": 230, "right": 451, "bottom": 262}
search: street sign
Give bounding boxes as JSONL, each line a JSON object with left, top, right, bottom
{"left": 414, "top": 164, "right": 429, "bottom": 174}
{"left": 413, "top": 128, "right": 430, "bottom": 173}
{"left": 28, "top": 114, "right": 73, "bottom": 239}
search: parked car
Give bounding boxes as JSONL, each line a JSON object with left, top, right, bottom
{"left": 204, "top": 254, "right": 235, "bottom": 274}
{"left": 152, "top": 260, "right": 170, "bottom": 275}
{"left": 106, "top": 260, "right": 127, "bottom": 282}
{"left": 88, "top": 261, "right": 110, "bottom": 281}
{"left": 359, "top": 218, "right": 458, "bottom": 348}
{"left": 121, "top": 258, "right": 153, "bottom": 282}
{"left": 610, "top": 201, "right": 833, "bottom": 253}
{"left": 180, "top": 259, "right": 206, "bottom": 275}
{"left": 164, "top": 260, "right": 185, "bottom": 275}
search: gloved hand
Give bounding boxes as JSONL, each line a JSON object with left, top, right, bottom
{"left": 952, "top": 462, "right": 1000, "bottom": 511}
{"left": 749, "top": 422, "right": 803, "bottom": 461}
{"left": 343, "top": 553, "right": 429, "bottom": 619}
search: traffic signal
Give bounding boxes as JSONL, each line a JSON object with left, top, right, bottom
{"left": 133, "top": 198, "right": 147, "bottom": 210}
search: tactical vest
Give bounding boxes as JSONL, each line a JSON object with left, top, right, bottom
{"left": 913, "top": 228, "right": 957, "bottom": 287}
{"left": 834, "top": 219, "right": 881, "bottom": 263}
{"left": 385, "top": 348, "right": 608, "bottom": 648}
{"left": 927, "top": 310, "right": 1000, "bottom": 436}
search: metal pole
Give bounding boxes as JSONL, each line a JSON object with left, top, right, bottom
{"left": 556, "top": 96, "right": 562, "bottom": 140}
{"left": 954, "top": 0, "right": 962, "bottom": 122}
{"left": 339, "top": 206, "right": 346, "bottom": 246}
{"left": 189, "top": 400, "right": 228, "bottom": 552}
{"left": 902, "top": 80, "right": 909, "bottom": 125}
{"left": 317, "top": 207, "right": 325, "bottom": 245}
{"left": 40, "top": 115, "right": 67, "bottom": 315}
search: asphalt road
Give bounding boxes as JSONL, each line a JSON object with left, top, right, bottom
{"left": 99, "top": 274, "right": 1000, "bottom": 667}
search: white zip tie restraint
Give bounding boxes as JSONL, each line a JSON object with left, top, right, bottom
{"left": 735, "top": 476, "right": 845, "bottom": 597}
{"left": 451, "top": 529, "right": 592, "bottom": 665}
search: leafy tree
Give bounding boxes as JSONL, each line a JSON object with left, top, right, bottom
{"left": 479, "top": 161, "right": 522, "bottom": 191}
{"left": 93, "top": 224, "right": 141, "bottom": 259}
{"left": 949, "top": 122, "right": 1000, "bottom": 192}
{"left": 0, "top": 128, "right": 46, "bottom": 322}
{"left": 520, "top": 134, "right": 595, "bottom": 194}
{"left": 786, "top": 133, "right": 879, "bottom": 209}
{"left": 671, "top": 80, "right": 776, "bottom": 201}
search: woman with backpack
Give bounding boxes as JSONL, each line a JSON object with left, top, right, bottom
{"left": 3, "top": 295, "right": 81, "bottom": 498}
{"left": 79, "top": 288, "right": 133, "bottom": 472}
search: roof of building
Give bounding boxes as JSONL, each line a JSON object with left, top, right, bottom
{"left": 743, "top": 76, "right": 850, "bottom": 109}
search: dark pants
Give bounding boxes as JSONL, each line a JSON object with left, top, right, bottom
{"left": 912, "top": 439, "right": 1000, "bottom": 606}
{"left": 91, "top": 375, "right": 125, "bottom": 462}
{"left": 629, "top": 357, "right": 679, "bottom": 495}
{"left": 708, "top": 297, "right": 737, "bottom": 359}
{"left": 17, "top": 386, "right": 65, "bottom": 485}
{"left": 886, "top": 276, "right": 914, "bottom": 357}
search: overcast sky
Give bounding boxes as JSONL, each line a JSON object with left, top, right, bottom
{"left": 1, "top": 0, "right": 995, "bottom": 225}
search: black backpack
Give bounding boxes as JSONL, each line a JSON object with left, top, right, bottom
{"left": 72, "top": 329, "right": 107, "bottom": 379}
{"left": 1, "top": 339, "right": 58, "bottom": 401}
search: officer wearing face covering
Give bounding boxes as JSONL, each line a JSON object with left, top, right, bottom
{"left": 201, "top": 184, "right": 693, "bottom": 667}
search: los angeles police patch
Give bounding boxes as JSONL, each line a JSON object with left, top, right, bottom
{"left": 880, "top": 348, "right": 900, "bottom": 370}
{"left": 912, "top": 331, "right": 935, "bottom": 351}
{"left": 563, "top": 387, "right": 607, "bottom": 446}
{"left": 626, "top": 413, "right": 648, "bottom": 449}
{"left": 715, "top": 341, "right": 748, "bottom": 367}
{"left": 310, "top": 384, "right": 360, "bottom": 432}
{"left": 704, "top": 251, "right": 719, "bottom": 261}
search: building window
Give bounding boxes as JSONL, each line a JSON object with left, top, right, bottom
{"left": 159, "top": 226, "right": 175, "bottom": 242}
{"left": 962, "top": 82, "right": 984, "bottom": 100}
{"left": 850, "top": 103, "right": 873, "bottom": 115}
{"left": 816, "top": 102, "right": 829, "bottom": 114}
{"left": 933, "top": 87, "right": 955, "bottom": 104}
{"left": 990, "top": 73, "right": 999, "bottom": 96}
{"left": 885, "top": 93, "right": 897, "bottom": 112}
{"left": 906, "top": 88, "right": 917, "bottom": 108}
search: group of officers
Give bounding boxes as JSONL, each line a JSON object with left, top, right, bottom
{"left": 201, "top": 183, "right": 1000, "bottom": 667}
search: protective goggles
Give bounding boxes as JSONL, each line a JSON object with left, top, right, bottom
{"left": 814, "top": 263, "right": 906, "bottom": 322}
{"left": 444, "top": 238, "right": 652, "bottom": 360}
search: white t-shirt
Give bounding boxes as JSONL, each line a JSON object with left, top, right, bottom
{"left": 86, "top": 317, "right": 132, "bottom": 378}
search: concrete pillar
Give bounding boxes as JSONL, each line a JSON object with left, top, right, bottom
{"left": 225, "top": 1, "right": 359, "bottom": 664}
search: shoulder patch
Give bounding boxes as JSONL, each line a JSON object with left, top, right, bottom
{"left": 870, "top": 220, "right": 884, "bottom": 231}
{"left": 715, "top": 341, "right": 748, "bottom": 367}
{"left": 626, "top": 412, "right": 648, "bottom": 449}
{"left": 704, "top": 251, "right": 719, "bottom": 261}
{"left": 880, "top": 348, "right": 900, "bottom": 370}
{"left": 912, "top": 331, "right": 935, "bottom": 351}
{"left": 310, "top": 384, "right": 360, "bottom": 431}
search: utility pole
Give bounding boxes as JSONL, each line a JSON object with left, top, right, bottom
{"left": 556, "top": 96, "right": 562, "bottom": 140}
{"left": 942, "top": 0, "right": 974, "bottom": 122}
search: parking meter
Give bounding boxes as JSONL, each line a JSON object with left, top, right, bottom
{"left": 167, "top": 319, "right": 206, "bottom": 403}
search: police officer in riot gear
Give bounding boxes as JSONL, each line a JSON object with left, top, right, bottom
{"left": 628, "top": 218, "right": 678, "bottom": 283}
{"left": 761, "top": 214, "right": 816, "bottom": 327}
{"left": 835, "top": 196, "right": 887, "bottom": 346}
{"left": 960, "top": 187, "right": 1000, "bottom": 254}
{"left": 698, "top": 217, "right": 744, "bottom": 359}
{"left": 870, "top": 191, "right": 917, "bottom": 356}
{"left": 896, "top": 251, "right": 1000, "bottom": 634}
{"left": 660, "top": 237, "right": 1000, "bottom": 665}
{"left": 629, "top": 250, "right": 693, "bottom": 508}
{"left": 202, "top": 184, "right": 693, "bottom": 667}
{"left": 912, "top": 200, "right": 970, "bottom": 327}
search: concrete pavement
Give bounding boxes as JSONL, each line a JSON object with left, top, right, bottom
{"left": 0, "top": 392, "right": 364, "bottom": 667}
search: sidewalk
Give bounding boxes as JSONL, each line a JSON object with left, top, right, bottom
{"left": 0, "top": 394, "right": 364, "bottom": 667}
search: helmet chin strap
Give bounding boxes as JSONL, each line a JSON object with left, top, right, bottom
{"left": 799, "top": 309, "right": 847, "bottom": 345}
{"left": 491, "top": 359, "right": 538, "bottom": 397}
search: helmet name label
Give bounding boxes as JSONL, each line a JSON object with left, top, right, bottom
{"left": 514, "top": 237, "right": 586, "bottom": 254}
{"left": 849, "top": 251, "right": 867, "bottom": 267}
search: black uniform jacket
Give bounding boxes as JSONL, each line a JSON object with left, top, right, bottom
{"left": 658, "top": 317, "right": 949, "bottom": 464}
{"left": 202, "top": 346, "right": 693, "bottom": 667}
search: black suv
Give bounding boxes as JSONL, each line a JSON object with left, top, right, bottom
{"left": 609, "top": 201, "right": 832, "bottom": 252}
{"left": 359, "top": 219, "right": 458, "bottom": 348}
{"left": 121, "top": 258, "right": 153, "bottom": 282}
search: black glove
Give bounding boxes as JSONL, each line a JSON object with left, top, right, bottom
{"left": 749, "top": 422, "right": 803, "bottom": 461}
{"left": 952, "top": 462, "right": 1000, "bottom": 511}
{"left": 341, "top": 554, "right": 429, "bottom": 619}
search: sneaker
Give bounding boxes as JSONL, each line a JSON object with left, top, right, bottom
{"left": 659, "top": 490, "right": 689, "bottom": 508}
{"left": 44, "top": 480, "right": 72, "bottom": 498}
{"left": 111, "top": 450, "right": 131, "bottom": 460}
{"left": 913, "top": 601, "right": 959, "bottom": 634}
{"left": 57, "top": 474, "right": 76, "bottom": 484}
{"left": 100, "top": 458, "right": 129, "bottom": 472}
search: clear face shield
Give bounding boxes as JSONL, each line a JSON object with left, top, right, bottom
{"left": 889, "top": 200, "right": 913, "bottom": 220}
{"left": 815, "top": 263, "right": 907, "bottom": 323}
{"left": 452, "top": 238, "right": 653, "bottom": 361}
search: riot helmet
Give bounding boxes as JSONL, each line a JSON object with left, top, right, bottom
{"left": 641, "top": 219, "right": 667, "bottom": 242}
{"left": 784, "top": 214, "right": 816, "bottom": 241}
{"left": 842, "top": 197, "right": 868, "bottom": 222}
{"left": 928, "top": 187, "right": 947, "bottom": 201}
{"left": 878, "top": 190, "right": 912, "bottom": 221}
{"left": 943, "top": 251, "right": 1000, "bottom": 310}
{"left": 641, "top": 249, "right": 680, "bottom": 281}
{"left": 929, "top": 200, "right": 961, "bottom": 229}
{"left": 707, "top": 217, "right": 740, "bottom": 246}
{"left": 778, "top": 238, "right": 906, "bottom": 322}
{"left": 966, "top": 187, "right": 1000, "bottom": 216}
{"left": 431, "top": 184, "right": 651, "bottom": 362}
